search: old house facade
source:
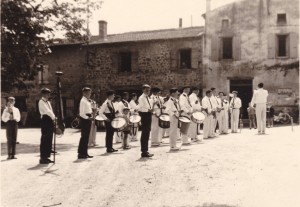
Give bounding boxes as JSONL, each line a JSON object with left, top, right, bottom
{"left": 203, "top": 0, "right": 299, "bottom": 118}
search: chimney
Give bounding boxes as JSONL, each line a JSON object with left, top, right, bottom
{"left": 98, "top": 20, "right": 107, "bottom": 39}
{"left": 179, "top": 18, "right": 182, "bottom": 28}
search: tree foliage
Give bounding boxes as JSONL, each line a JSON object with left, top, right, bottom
{"left": 1, "top": 0, "right": 102, "bottom": 91}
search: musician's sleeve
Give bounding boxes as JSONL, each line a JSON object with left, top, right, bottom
{"left": 1, "top": 108, "right": 9, "bottom": 122}
{"left": 98, "top": 102, "right": 108, "bottom": 120}
{"left": 15, "top": 108, "right": 21, "bottom": 122}
{"left": 250, "top": 91, "right": 256, "bottom": 107}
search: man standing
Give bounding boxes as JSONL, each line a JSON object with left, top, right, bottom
{"left": 2, "top": 97, "right": 21, "bottom": 159}
{"left": 202, "top": 90, "right": 215, "bottom": 139}
{"left": 251, "top": 83, "right": 268, "bottom": 134}
{"left": 99, "top": 90, "right": 119, "bottom": 153}
{"left": 77, "top": 87, "right": 94, "bottom": 159}
{"left": 211, "top": 88, "right": 221, "bottom": 133}
{"left": 138, "top": 84, "right": 154, "bottom": 158}
{"left": 150, "top": 87, "right": 163, "bottom": 146}
{"left": 179, "top": 86, "right": 193, "bottom": 145}
{"left": 230, "top": 91, "right": 242, "bottom": 133}
{"left": 218, "top": 92, "right": 229, "bottom": 134}
{"left": 188, "top": 87, "right": 202, "bottom": 142}
{"left": 38, "top": 88, "right": 56, "bottom": 164}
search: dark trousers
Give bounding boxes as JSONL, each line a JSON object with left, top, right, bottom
{"left": 139, "top": 112, "right": 152, "bottom": 153}
{"left": 78, "top": 117, "right": 91, "bottom": 155}
{"left": 6, "top": 120, "right": 18, "bottom": 156}
{"left": 104, "top": 113, "right": 115, "bottom": 150}
{"left": 40, "top": 115, "right": 54, "bottom": 159}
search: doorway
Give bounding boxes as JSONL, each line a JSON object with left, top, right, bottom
{"left": 230, "top": 79, "right": 253, "bottom": 119}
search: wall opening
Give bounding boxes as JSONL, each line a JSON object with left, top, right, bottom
{"left": 277, "top": 35, "right": 288, "bottom": 57}
{"left": 179, "top": 49, "right": 191, "bottom": 69}
{"left": 119, "top": 52, "right": 132, "bottom": 72}
{"left": 277, "top": 13, "right": 287, "bottom": 25}
{"left": 222, "top": 37, "right": 233, "bottom": 59}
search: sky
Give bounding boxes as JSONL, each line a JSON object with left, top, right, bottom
{"left": 88, "top": 0, "right": 241, "bottom": 35}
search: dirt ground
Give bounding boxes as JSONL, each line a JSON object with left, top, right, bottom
{"left": 1, "top": 125, "right": 300, "bottom": 207}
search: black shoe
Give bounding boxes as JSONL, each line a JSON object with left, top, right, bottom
{"left": 11, "top": 156, "right": 17, "bottom": 159}
{"left": 86, "top": 155, "right": 93, "bottom": 158}
{"left": 47, "top": 159, "right": 54, "bottom": 163}
{"left": 39, "top": 159, "right": 49, "bottom": 164}
{"left": 16, "top": 142, "right": 20, "bottom": 144}
{"left": 78, "top": 154, "right": 88, "bottom": 159}
{"left": 141, "top": 152, "right": 154, "bottom": 158}
{"left": 51, "top": 150, "right": 57, "bottom": 154}
{"left": 7, "top": 156, "right": 12, "bottom": 160}
{"left": 107, "top": 148, "right": 118, "bottom": 153}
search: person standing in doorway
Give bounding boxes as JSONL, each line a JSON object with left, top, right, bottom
{"left": 247, "top": 102, "right": 257, "bottom": 130}
{"left": 251, "top": 83, "right": 268, "bottom": 134}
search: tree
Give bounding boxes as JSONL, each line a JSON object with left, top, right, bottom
{"left": 1, "top": 0, "right": 102, "bottom": 91}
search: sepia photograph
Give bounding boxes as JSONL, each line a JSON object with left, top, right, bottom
{"left": 1, "top": 0, "right": 300, "bottom": 206}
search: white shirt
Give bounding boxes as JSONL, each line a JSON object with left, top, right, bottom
{"left": 118, "top": 99, "right": 131, "bottom": 115}
{"left": 129, "top": 100, "right": 139, "bottom": 111}
{"left": 165, "top": 97, "right": 180, "bottom": 117}
{"left": 211, "top": 95, "right": 221, "bottom": 109}
{"left": 202, "top": 96, "right": 214, "bottom": 113}
{"left": 98, "top": 99, "right": 117, "bottom": 119}
{"left": 189, "top": 93, "right": 202, "bottom": 112}
{"left": 79, "top": 96, "right": 92, "bottom": 119}
{"left": 179, "top": 92, "right": 193, "bottom": 114}
{"left": 2, "top": 106, "right": 21, "bottom": 122}
{"left": 251, "top": 88, "right": 268, "bottom": 106}
{"left": 221, "top": 99, "right": 230, "bottom": 111}
{"left": 230, "top": 97, "right": 242, "bottom": 109}
{"left": 39, "top": 97, "right": 55, "bottom": 120}
{"left": 138, "top": 93, "right": 153, "bottom": 112}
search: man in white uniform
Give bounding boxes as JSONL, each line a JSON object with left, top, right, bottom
{"left": 188, "top": 87, "right": 202, "bottom": 142}
{"left": 179, "top": 86, "right": 193, "bottom": 145}
{"left": 218, "top": 92, "right": 229, "bottom": 134}
{"left": 211, "top": 88, "right": 221, "bottom": 133}
{"left": 202, "top": 90, "right": 215, "bottom": 139}
{"left": 229, "top": 91, "right": 242, "bottom": 133}
{"left": 150, "top": 87, "right": 162, "bottom": 146}
{"left": 251, "top": 83, "right": 268, "bottom": 134}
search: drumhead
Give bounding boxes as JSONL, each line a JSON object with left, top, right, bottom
{"left": 111, "top": 117, "right": 126, "bottom": 129}
{"left": 95, "top": 115, "right": 105, "bottom": 121}
{"left": 159, "top": 114, "right": 170, "bottom": 121}
{"left": 179, "top": 116, "right": 191, "bottom": 123}
{"left": 129, "top": 115, "right": 141, "bottom": 123}
{"left": 192, "top": 112, "right": 205, "bottom": 121}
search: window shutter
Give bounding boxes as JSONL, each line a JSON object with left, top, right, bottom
{"left": 233, "top": 36, "right": 241, "bottom": 60}
{"left": 131, "top": 51, "right": 139, "bottom": 71}
{"left": 211, "top": 35, "right": 219, "bottom": 61}
{"left": 191, "top": 48, "right": 200, "bottom": 69}
{"left": 268, "top": 34, "right": 276, "bottom": 59}
{"left": 170, "top": 50, "right": 178, "bottom": 71}
{"left": 111, "top": 52, "right": 119, "bottom": 72}
{"left": 289, "top": 32, "right": 298, "bottom": 58}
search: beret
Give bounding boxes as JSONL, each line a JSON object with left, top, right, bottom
{"left": 41, "top": 88, "right": 51, "bottom": 93}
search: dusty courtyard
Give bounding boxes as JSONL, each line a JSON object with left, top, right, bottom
{"left": 1, "top": 125, "right": 300, "bottom": 207}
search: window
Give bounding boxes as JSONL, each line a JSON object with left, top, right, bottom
{"left": 119, "top": 52, "right": 132, "bottom": 72}
{"left": 222, "top": 19, "right": 229, "bottom": 30}
{"left": 222, "top": 37, "right": 233, "bottom": 59}
{"left": 179, "top": 49, "right": 191, "bottom": 69}
{"left": 38, "top": 64, "right": 49, "bottom": 85}
{"left": 277, "top": 13, "right": 286, "bottom": 24}
{"left": 277, "top": 35, "right": 288, "bottom": 57}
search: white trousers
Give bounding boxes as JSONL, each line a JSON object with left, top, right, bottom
{"left": 88, "top": 120, "right": 97, "bottom": 145}
{"left": 203, "top": 115, "right": 214, "bottom": 138}
{"left": 169, "top": 116, "right": 180, "bottom": 148}
{"left": 188, "top": 122, "right": 198, "bottom": 139}
{"left": 218, "top": 110, "right": 229, "bottom": 133}
{"left": 231, "top": 109, "right": 240, "bottom": 132}
{"left": 151, "top": 115, "right": 162, "bottom": 144}
{"left": 256, "top": 103, "right": 267, "bottom": 132}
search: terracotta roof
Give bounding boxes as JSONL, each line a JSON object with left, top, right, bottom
{"left": 88, "top": 27, "right": 204, "bottom": 45}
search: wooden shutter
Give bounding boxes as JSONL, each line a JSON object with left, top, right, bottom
{"left": 131, "top": 51, "right": 139, "bottom": 72}
{"left": 289, "top": 32, "right": 298, "bottom": 58}
{"left": 267, "top": 33, "right": 276, "bottom": 59}
{"left": 111, "top": 52, "right": 119, "bottom": 72}
{"left": 233, "top": 36, "right": 241, "bottom": 60}
{"left": 191, "top": 48, "right": 200, "bottom": 69}
{"left": 211, "top": 35, "right": 219, "bottom": 61}
{"left": 170, "top": 50, "right": 178, "bottom": 71}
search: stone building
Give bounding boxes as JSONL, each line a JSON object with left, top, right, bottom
{"left": 203, "top": 0, "right": 299, "bottom": 118}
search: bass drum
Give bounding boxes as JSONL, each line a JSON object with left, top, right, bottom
{"left": 129, "top": 114, "right": 141, "bottom": 127}
{"left": 95, "top": 115, "right": 105, "bottom": 127}
{"left": 158, "top": 113, "right": 170, "bottom": 129}
{"left": 111, "top": 117, "right": 127, "bottom": 131}
{"left": 191, "top": 112, "right": 205, "bottom": 124}
{"left": 179, "top": 116, "right": 191, "bottom": 134}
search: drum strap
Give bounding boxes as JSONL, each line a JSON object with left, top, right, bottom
{"left": 122, "top": 100, "right": 128, "bottom": 107}
{"left": 107, "top": 101, "right": 115, "bottom": 114}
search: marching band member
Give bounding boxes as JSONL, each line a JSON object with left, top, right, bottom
{"left": 119, "top": 107, "right": 132, "bottom": 150}
{"left": 161, "top": 96, "right": 170, "bottom": 139}
{"left": 179, "top": 86, "right": 193, "bottom": 145}
{"left": 118, "top": 92, "right": 132, "bottom": 145}
{"left": 251, "top": 83, "right": 268, "bottom": 134}
{"left": 99, "top": 90, "right": 118, "bottom": 153}
{"left": 157, "top": 91, "right": 166, "bottom": 143}
{"left": 113, "top": 95, "right": 122, "bottom": 143}
{"left": 138, "top": 84, "right": 154, "bottom": 158}
{"left": 38, "top": 88, "right": 56, "bottom": 163}
{"left": 88, "top": 99, "right": 98, "bottom": 147}
{"left": 202, "top": 90, "right": 215, "bottom": 139}
{"left": 218, "top": 92, "right": 229, "bottom": 134}
{"left": 150, "top": 87, "right": 163, "bottom": 147}
{"left": 165, "top": 88, "right": 180, "bottom": 151}
{"left": 230, "top": 91, "right": 242, "bottom": 133}
{"left": 77, "top": 87, "right": 94, "bottom": 159}
{"left": 211, "top": 88, "right": 221, "bottom": 134}
{"left": 2, "top": 97, "right": 21, "bottom": 159}
{"left": 129, "top": 93, "right": 139, "bottom": 141}
{"left": 188, "top": 87, "right": 202, "bottom": 142}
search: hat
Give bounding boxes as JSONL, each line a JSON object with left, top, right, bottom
{"left": 206, "top": 90, "right": 212, "bottom": 95}
{"left": 41, "top": 88, "right": 51, "bottom": 93}
{"left": 106, "top": 90, "right": 114, "bottom": 96}
{"left": 210, "top": 87, "right": 216, "bottom": 91}
{"left": 152, "top": 87, "right": 161, "bottom": 93}
{"left": 82, "top": 87, "right": 91, "bottom": 92}
{"left": 169, "top": 88, "right": 178, "bottom": 94}
{"left": 232, "top": 91, "right": 238, "bottom": 94}
{"left": 8, "top": 97, "right": 15, "bottom": 101}
{"left": 123, "top": 107, "right": 130, "bottom": 111}
{"left": 142, "top": 84, "right": 151, "bottom": 89}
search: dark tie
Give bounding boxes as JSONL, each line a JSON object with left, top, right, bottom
{"left": 146, "top": 96, "right": 151, "bottom": 109}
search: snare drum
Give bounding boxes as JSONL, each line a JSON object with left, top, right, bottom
{"left": 158, "top": 113, "right": 170, "bottom": 129}
{"left": 95, "top": 115, "right": 105, "bottom": 127}
{"left": 191, "top": 112, "right": 205, "bottom": 124}
{"left": 129, "top": 114, "right": 141, "bottom": 127}
{"left": 111, "top": 117, "right": 127, "bottom": 131}
{"left": 179, "top": 116, "right": 191, "bottom": 134}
